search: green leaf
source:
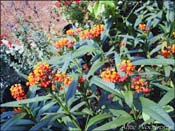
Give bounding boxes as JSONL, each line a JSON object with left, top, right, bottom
{"left": 1, "top": 112, "right": 26, "bottom": 130}
{"left": 92, "top": 113, "right": 133, "bottom": 131}
{"left": 1, "top": 95, "right": 51, "bottom": 107}
{"left": 133, "top": 59, "right": 175, "bottom": 65}
{"left": 86, "top": 114, "right": 112, "bottom": 130}
{"left": 164, "top": 66, "right": 172, "bottom": 79}
{"left": 72, "top": 42, "right": 97, "bottom": 58}
{"left": 66, "top": 80, "right": 78, "bottom": 101}
{"left": 87, "top": 58, "right": 105, "bottom": 78}
{"left": 151, "top": 83, "right": 171, "bottom": 91}
{"left": 114, "top": 52, "right": 125, "bottom": 76}
{"left": 30, "top": 120, "right": 49, "bottom": 131}
{"left": 41, "top": 112, "right": 65, "bottom": 121}
{"left": 158, "top": 87, "right": 174, "bottom": 107}
{"left": 37, "top": 101, "right": 57, "bottom": 120}
{"left": 149, "top": 34, "right": 163, "bottom": 45}
{"left": 70, "top": 102, "right": 86, "bottom": 112}
{"left": 90, "top": 76, "right": 122, "bottom": 97}
{"left": 140, "top": 97, "right": 174, "bottom": 130}
{"left": 149, "top": 45, "right": 161, "bottom": 56}
{"left": 109, "top": 109, "right": 132, "bottom": 117}
{"left": 123, "top": 91, "right": 133, "bottom": 108}
{"left": 142, "top": 112, "right": 150, "bottom": 121}
{"left": 16, "top": 119, "right": 35, "bottom": 125}
{"left": 47, "top": 55, "right": 65, "bottom": 66}
{"left": 60, "top": 53, "right": 72, "bottom": 72}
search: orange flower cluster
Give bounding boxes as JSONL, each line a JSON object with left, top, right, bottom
{"left": 26, "top": 62, "right": 53, "bottom": 88}
{"left": 54, "top": 38, "right": 74, "bottom": 49}
{"left": 131, "top": 76, "right": 150, "bottom": 93}
{"left": 79, "top": 24, "right": 104, "bottom": 40}
{"left": 66, "top": 28, "right": 81, "bottom": 36}
{"left": 100, "top": 60, "right": 135, "bottom": 83}
{"left": 138, "top": 23, "right": 146, "bottom": 31}
{"left": 117, "top": 60, "right": 135, "bottom": 75}
{"left": 10, "top": 84, "right": 27, "bottom": 101}
{"left": 100, "top": 68, "right": 120, "bottom": 82}
{"left": 66, "top": 29, "right": 75, "bottom": 36}
{"left": 161, "top": 44, "right": 175, "bottom": 58}
{"left": 54, "top": 72, "right": 73, "bottom": 87}
{"left": 26, "top": 62, "right": 74, "bottom": 89}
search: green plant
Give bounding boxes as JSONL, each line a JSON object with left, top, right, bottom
{"left": 1, "top": 1, "right": 175, "bottom": 131}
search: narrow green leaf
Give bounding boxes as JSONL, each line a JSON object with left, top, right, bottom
{"left": 151, "top": 83, "right": 171, "bottom": 91}
{"left": 133, "top": 59, "right": 175, "bottom": 65}
{"left": 109, "top": 109, "right": 131, "bottom": 117}
{"left": 87, "top": 59, "right": 105, "bottom": 78}
{"left": 123, "top": 91, "right": 133, "bottom": 108}
{"left": 1, "top": 95, "right": 51, "bottom": 107}
{"left": 30, "top": 120, "right": 49, "bottom": 131}
{"left": 164, "top": 66, "right": 172, "bottom": 79}
{"left": 60, "top": 53, "right": 72, "bottom": 72}
{"left": 158, "top": 87, "right": 174, "bottom": 106}
{"left": 1, "top": 112, "right": 26, "bottom": 130}
{"left": 72, "top": 44, "right": 97, "bottom": 58}
{"left": 37, "top": 101, "right": 57, "bottom": 120}
{"left": 90, "top": 76, "right": 122, "bottom": 97}
{"left": 93, "top": 114, "right": 133, "bottom": 131}
{"left": 86, "top": 114, "right": 112, "bottom": 130}
{"left": 16, "top": 119, "right": 35, "bottom": 125}
{"left": 140, "top": 97, "right": 174, "bottom": 130}
{"left": 66, "top": 80, "right": 78, "bottom": 100}
{"left": 70, "top": 102, "right": 86, "bottom": 112}
{"left": 41, "top": 112, "right": 65, "bottom": 121}
{"left": 149, "top": 45, "right": 161, "bottom": 56}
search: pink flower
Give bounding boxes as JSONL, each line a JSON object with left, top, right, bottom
{"left": 55, "top": 0, "right": 61, "bottom": 7}
{"left": 66, "top": 41, "right": 74, "bottom": 48}
{"left": 7, "top": 41, "right": 12, "bottom": 48}
{"left": 64, "top": 1, "right": 72, "bottom": 6}
{"left": 118, "top": 75, "right": 128, "bottom": 82}
{"left": 1, "top": 40, "right": 12, "bottom": 48}
{"left": 75, "top": 0, "right": 81, "bottom": 4}
{"left": 0, "top": 33, "right": 7, "bottom": 39}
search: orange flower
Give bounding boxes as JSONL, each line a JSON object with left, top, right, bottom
{"left": 161, "top": 48, "right": 171, "bottom": 58}
{"left": 139, "top": 23, "right": 146, "bottom": 31}
{"left": 54, "top": 72, "right": 66, "bottom": 82}
{"left": 54, "top": 72, "right": 73, "bottom": 87}
{"left": 117, "top": 60, "right": 135, "bottom": 75}
{"left": 79, "top": 24, "right": 104, "bottom": 40}
{"left": 100, "top": 68, "right": 120, "bottom": 83}
{"left": 66, "top": 29, "right": 75, "bottom": 36}
{"left": 26, "top": 62, "right": 52, "bottom": 88}
{"left": 131, "top": 76, "right": 150, "bottom": 93}
{"left": 54, "top": 38, "right": 74, "bottom": 49}
{"left": 64, "top": 76, "right": 73, "bottom": 86}
{"left": 10, "top": 84, "right": 27, "bottom": 101}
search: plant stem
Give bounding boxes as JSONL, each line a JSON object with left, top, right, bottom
{"left": 51, "top": 92, "right": 82, "bottom": 130}
{"left": 23, "top": 104, "right": 37, "bottom": 123}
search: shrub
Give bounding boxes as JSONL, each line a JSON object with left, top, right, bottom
{"left": 1, "top": 1, "right": 175, "bottom": 131}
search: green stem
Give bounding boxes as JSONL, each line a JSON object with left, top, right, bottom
{"left": 23, "top": 105, "right": 37, "bottom": 123}
{"left": 51, "top": 92, "right": 81, "bottom": 130}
